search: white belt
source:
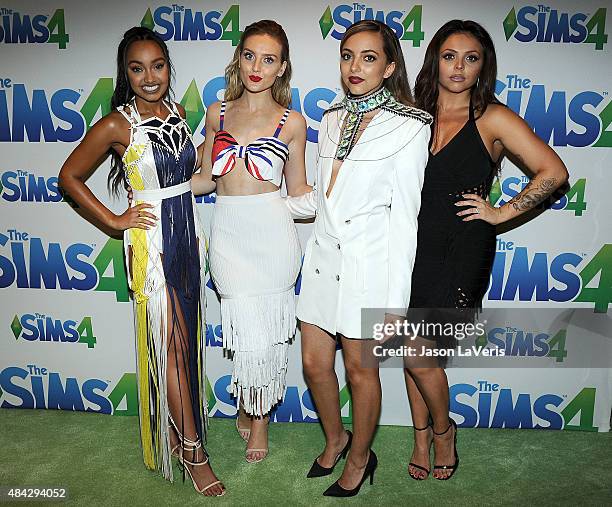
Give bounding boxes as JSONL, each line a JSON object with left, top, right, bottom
{"left": 132, "top": 181, "right": 191, "bottom": 201}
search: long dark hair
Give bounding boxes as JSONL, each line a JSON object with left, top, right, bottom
{"left": 415, "top": 20, "right": 499, "bottom": 118}
{"left": 108, "top": 26, "right": 174, "bottom": 195}
{"left": 340, "top": 20, "right": 414, "bottom": 106}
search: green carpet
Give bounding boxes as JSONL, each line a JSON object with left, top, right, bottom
{"left": 1, "top": 409, "right": 611, "bottom": 506}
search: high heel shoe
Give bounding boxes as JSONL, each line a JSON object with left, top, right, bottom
{"left": 235, "top": 415, "right": 251, "bottom": 442}
{"left": 307, "top": 430, "right": 353, "bottom": 478}
{"left": 432, "top": 418, "right": 459, "bottom": 480}
{"left": 168, "top": 414, "right": 182, "bottom": 458}
{"left": 177, "top": 435, "right": 226, "bottom": 496}
{"left": 322, "top": 450, "right": 377, "bottom": 497}
{"left": 408, "top": 423, "right": 433, "bottom": 480}
{"left": 245, "top": 416, "right": 270, "bottom": 464}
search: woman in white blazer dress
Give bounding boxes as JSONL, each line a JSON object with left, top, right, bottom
{"left": 286, "top": 21, "right": 432, "bottom": 497}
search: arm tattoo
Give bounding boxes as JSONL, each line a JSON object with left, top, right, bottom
{"left": 508, "top": 177, "right": 558, "bottom": 212}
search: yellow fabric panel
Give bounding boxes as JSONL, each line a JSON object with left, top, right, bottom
{"left": 129, "top": 200, "right": 148, "bottom": 304}
{"left": 123, "top": 144, "right": 147, "bottom": 191}
{"left": 136, "top": 302, "right": 155, "bottom": 470}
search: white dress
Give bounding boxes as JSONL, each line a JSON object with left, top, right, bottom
{"left": 208, "top": 102, "right": 301, "bottom": 416}
{"left": 286, "top": 95, "right": 432, "bottom": 338}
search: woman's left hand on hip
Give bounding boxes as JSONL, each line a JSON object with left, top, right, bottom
{"left": 455, "top": 193, "right": 503, "bottom": 225}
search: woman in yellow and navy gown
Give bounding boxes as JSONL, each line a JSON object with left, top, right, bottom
{"left": 59, "top": 27, "right": 224, "bottom": 497}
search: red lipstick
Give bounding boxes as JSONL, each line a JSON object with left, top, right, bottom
{"left": 349, "top": 76, "right": 364, "bottom": 84}
{"left": 249, "top": 75, "right": 262, "bottom": 83}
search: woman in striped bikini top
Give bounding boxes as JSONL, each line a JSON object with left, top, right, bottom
{"left": 190, "top": 22, "right": 312, "bottom": 199}
{"left": 211, "top": 101, "right": 290, "bottom": 187}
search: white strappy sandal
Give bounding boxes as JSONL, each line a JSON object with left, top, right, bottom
{"left": 169, "top": 415, "right": 226, "bottom": 496}
{"left": 168, "top": 415, "right": 182, "bottom": 458}
{"left": 178, "top": 438, "right": 226, "bottom": 497}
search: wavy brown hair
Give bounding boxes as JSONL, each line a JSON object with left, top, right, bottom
{"left": 224, "top": 20, "right": 292, "bottom": 107}
{"left": 415, "top": 20, "right": 500, "bottom": 118}
{"left": 340, "top": 20, "right": 414, "bottom": 106}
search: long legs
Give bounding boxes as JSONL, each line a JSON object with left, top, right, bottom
{"left": 337, "top": 336, "right": 381, "bottom": 488}
{"left": 301, "top": 323, "right": 346, "bottom": 467}
{"left": 165, "top": 287, "right": 225, "bottom": 496}
{"left": 301, "top": 323, "right": 381, "bottom": 489}
{"left": 404, "top": 336, "right": 455, "bottom": 479}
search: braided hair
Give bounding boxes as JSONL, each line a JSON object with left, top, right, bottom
{"left": 108, "top": 26, "right": 174, "bottom": 195}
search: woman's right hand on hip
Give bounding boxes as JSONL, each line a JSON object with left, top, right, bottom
{"left": 111, "top": 203, "right": 157, "bottom": 230}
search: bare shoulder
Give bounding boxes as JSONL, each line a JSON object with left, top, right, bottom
{"left": 175, "top": 102, "right": 186, "bottom": 119}
{"left": 205, "top": 100, "right": 222, "bottom": 129}
{"left": 481, "top": 103, "right": 521, "bottom": 126}
{"left": 93, "top": 110, "right": 130, "bottom": 137}
{"left": 285, "top": 110, "right": 307, "bottom": 132}
{"left": 479, "top": 103, "right": 531, "bottom": 140}
{"left": 208, "top": 100, "right": 222, "bottom": 115}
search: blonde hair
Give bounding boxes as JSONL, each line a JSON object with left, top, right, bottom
{"left": 224, "top": 20, "right": 292, "bottom": 107}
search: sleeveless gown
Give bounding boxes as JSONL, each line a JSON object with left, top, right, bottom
{"left": 117, "top": 98, "right": 208, "bottom": 481}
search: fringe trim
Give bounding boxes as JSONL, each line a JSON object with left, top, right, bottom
{"left": 149, "top": 288, "right": 172, "bottom": 481}
{"left": 221, "top": 289, "right": 296, "bottom": 417}
{"left": 197, "top": 235, "right": 209, "bottom": 437}
{"left": 134, "top": 299, "right": 155, "bottom": 470}
{"left": 130, "top": 198, "right": 209, "bottom": 483}
{"left": 133, "top": 287, "right": 174, "bottom": 481}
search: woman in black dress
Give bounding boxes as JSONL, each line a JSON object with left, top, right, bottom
{"left": 404, "top": 20, "right": 568, "bottom": 481}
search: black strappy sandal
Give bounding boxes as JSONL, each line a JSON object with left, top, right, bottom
{"left": 408, "top": 423, "right": 433, "bottom": 480}
{"left": 433, "top": 418, "right": 459, "bottom": 480}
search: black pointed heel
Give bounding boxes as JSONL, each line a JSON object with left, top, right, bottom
{"left": 307, "top": 430, "right": 352, "bottom": 478}
{"left": 408, "top": 423, "right": 433, "bottom": 480}
{"left": 322, "top": 450, "right": 377, "bottom": 497}
{"left": 433, "top": 418, "right": 459, "bottom": 480}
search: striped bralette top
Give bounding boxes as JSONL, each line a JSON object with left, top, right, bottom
{"left": 211, "top": 101, "right": 290, "bottom": 187}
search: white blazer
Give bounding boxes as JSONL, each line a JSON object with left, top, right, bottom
{"left": 287, "top": 103, "right": 432, "bottom": 338}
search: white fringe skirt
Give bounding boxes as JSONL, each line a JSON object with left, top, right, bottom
{"left": 209, "top": 190, "right": 301, "bottom": 416}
